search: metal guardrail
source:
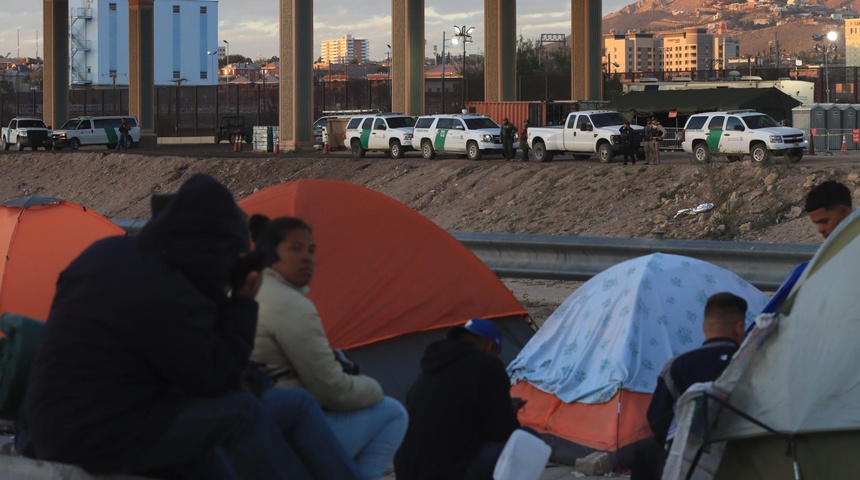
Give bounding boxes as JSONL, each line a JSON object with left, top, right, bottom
{"left": 450, "top": 232, "right": 818, "bottom": 291}
{"left": 115, "top": 218, "right": 817, "bottom": 291}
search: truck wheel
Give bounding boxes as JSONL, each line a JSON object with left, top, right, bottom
{"left": 1, "top": 137, "right": 7, "bottom": 151}
{"left": 214, "top": 134, "right": 221, "bottom": 144}
{"left": 70, "top": 138, "right": 80, "bottom": 150}
{"left": 597, "top": 143, "right": 614, "bottom": 163}
{"left": 786, "top": 148, "right": 803, "bottom": 163}
{"left": 532, "top": 141, "right": 553, "bottom": 162}
{"left": 390, "top": 140, "right": 403, "bottom": 159}
{"left": 351, "top": 139, "right": 366, "bottom": 159}
{"left": 693, "top": 143, "right": 711, "bottom": 163}
{"left": 750, "top": 142, "right": 768, "bottom": 163}
{"left": 421, "top": 140, "right": 436, "bottom": 160}
{"left": 17, "top": 138, "right": 24, "bottom": 151}
{"left": 467, "top": 141, "right": 482, "bottom": 160}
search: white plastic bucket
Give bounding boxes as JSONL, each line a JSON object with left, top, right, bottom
{"left": 493, "top": 429, "right": 552, "bottom": 480}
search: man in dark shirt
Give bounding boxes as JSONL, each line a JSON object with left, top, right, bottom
{"left": 395, "top": 318, "right": 521, "bottom": 480}
{"left": 634, "top": 292, "right": 748, "bottom": 480}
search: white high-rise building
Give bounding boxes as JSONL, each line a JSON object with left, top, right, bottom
{"left": 320, "top": 35, "right": 370, "bottom": 65}
{"left": 69, "top": 0, "right": 219, "bottom": 86}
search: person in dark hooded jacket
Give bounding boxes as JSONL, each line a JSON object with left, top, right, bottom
{"left": 17, "top": 174, "right": 361, "bottom": 480}
{"left": 394, "top": 318, "right": 521, "bottom": 480}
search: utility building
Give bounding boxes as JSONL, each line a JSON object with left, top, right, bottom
{"left": 68, "top": 0, "right": 219, "bottom": 86}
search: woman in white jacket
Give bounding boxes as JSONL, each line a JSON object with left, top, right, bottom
{"left": 250, "top": 215, "right": 408, "bottom": 480}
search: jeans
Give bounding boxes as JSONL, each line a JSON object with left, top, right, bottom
{"left": 324, "top": 396, "right": 408, "bottom": 480}
{"left": 261, "top": 387, "right": 364, "bottom": 480}
{"left": 121, "top": 391, "right": 313, "bottom": 480}
{"left": 116, "top": 133, "right": 128, "bottom": 151}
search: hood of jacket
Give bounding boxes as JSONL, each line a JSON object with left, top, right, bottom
{"left": 137, "top": 174, "right": 249, "bottom": 296}
{"left": 420, "top": 338, "right": 484, "bottom": 374}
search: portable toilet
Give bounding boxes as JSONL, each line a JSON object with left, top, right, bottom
{"left": 841, "top": 105, "right": 857, "bottom": 150}
{"left": 810, "top": 104, "right": 828, "bottom": 152}
{"left": 826, "top": 104, "right": 842, "bottom": 150}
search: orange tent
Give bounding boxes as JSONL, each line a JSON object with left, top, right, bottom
{"left": 0, "top": 195, "right": 125, "bottom": 322}
{"left": 239, "top": 180, "right": 532, "bottom": 400}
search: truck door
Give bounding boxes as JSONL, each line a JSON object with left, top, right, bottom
{"left": 359, "top": 118, "right": 373, "bottom": 149}
{"left": 370, "top": 118, "right": 387, "bottom": 150}
{"left": 573, "top": 115, "right": 595, "bottom": 152}
{"left": 8, "top": 119, "right": 17, "bottom": 143}
{"left": 720, "top": 116, "right": 746, "bottom": 154}
{"left": 77, "top": 119, "right": 96, "bottom": 145}
{"left": 563, "top": 114, "right": 579, "bottom": 151}
{"left": 705, "top": 115, "right": 725, "bottom": 153}
{"left": 448, "top": 119, "right": 467, "bottom": 152}
{"left": 434, "top": 118, "right": 453, "bottom": 152}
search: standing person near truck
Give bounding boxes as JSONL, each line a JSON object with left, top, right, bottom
{"left": 520, "top": 119, "right": 530, "bottom": 161}
{"left": 644, "top": 118, "right": 666, "bottom": 165}
{"left": 116, "top": 118, "right": 129, "bottom": 151}
{"left": 500, "top": 118, "right": 517, "bottom": 161}
{"left": 619, "top": 121, "right": 638, "bottom": 166}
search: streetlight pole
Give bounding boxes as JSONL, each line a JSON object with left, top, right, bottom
{"left": 207, "top": 50, "right": 218, "bottom": 85}
{"left": 441, "top": 33, "right": 447, "bottom": 114}
{"left": 387, "top": 44, "right": 391, "bottom": 112}
{"left": 451, "top": 25, "right": 474, "bottom": 110}
{"left": 223, "top": 39, "right": 230, "bottom": 85}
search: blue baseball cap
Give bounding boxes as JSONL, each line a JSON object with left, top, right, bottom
{"left": 448, "top": 318, "right": 503, "bottom": 352}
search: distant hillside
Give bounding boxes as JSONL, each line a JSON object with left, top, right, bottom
{"left": 602, "top": 0, "right": 847, "bottom": 59}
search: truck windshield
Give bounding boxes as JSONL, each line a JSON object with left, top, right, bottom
{"left": 742, "top": 114, "right": 779, "bottom": 129}
{"left": 464, "top": 118, "right": 500, "bottom": 130}
{"left": 590, "top": 112, "right": 630, "bottom": 127}
{"left": 59, "top": 120, "right": 80, "bottom": 129}
{"left": 19, "top": 120, "right": 47, "bottom": 129}
{"left": 386, "top": 116, "right": 416, "bottom": 129}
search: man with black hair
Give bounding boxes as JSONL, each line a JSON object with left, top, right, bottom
{"left": 805, "top": 180, "right": 853, "bottom": 240}
{"left": 395, "top": 318, "right": 521, "bottom": 480}
{"left": 633, "top": 292, "right": 748, "bottom": 480}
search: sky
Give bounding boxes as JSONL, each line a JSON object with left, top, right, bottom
{"left": 1, "top": 0, "right": 632, "bottom": 62}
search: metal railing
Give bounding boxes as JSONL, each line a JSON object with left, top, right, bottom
{"left": 113, "top": 218, "right": 817, "bottom": 290}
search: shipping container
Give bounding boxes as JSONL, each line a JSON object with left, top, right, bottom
{"left": 464, "top": 101, "right": 543, "bottom": 129}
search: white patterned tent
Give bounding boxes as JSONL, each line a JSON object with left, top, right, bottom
{"left": 508, "top": 253, "right": 768, "bottom": 465}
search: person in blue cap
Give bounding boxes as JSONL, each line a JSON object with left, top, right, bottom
{"left": 395, "top": 318, "right": 522, "bottom": 480}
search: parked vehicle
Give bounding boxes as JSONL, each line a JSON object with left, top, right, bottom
{"left": 681, "top": 110, "right": 807, "bottom": 163}
{"left": 412, "top": 114, "right": 515, "bottom": 160}
{"left": 2, "top": 118, "right": 53, "bottom": 151}
{"left": 52, "top": 116, "right": 140, "bottom": 150}
{"left": 214, "top": 116, "right": 252, "bottom": 144}
{"left": 343, "top": 113, "right": 416, "bottom": 159}
{"left": 526, "top": 110, "right": 644, "bottom": 163}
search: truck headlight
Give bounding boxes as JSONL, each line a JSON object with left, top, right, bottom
{"left": 404, "top": 134, "right": 413, "bottom": 140}
{"left": 769, "top": 135, "right": 783, "bottom": 143}
{"left": 611, "top": 134, "right": 621, "bottom": 144}
{"left": 480, "top": 134, "right": 493, "bottom": 143}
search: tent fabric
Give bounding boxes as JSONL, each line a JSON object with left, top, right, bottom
{"left": 0, "top": 198, "right": 125, "bottom": 322}
{"left": 508, "top": 253, "right": 767, "bottom": 404}
{"left": 238, "top": 179, "right": 529, "bottom": 350}
{"left": 710, "top": 207, "right": 860, "bottom": 440}
{"left": 603, "top": 88, "right": 801, "bottom": 123}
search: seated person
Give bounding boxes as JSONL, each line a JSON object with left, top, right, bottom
{"left": 395, "top": 318, "right": 525, "bottom": 480}
{"left": 250, "top": 215, "right": 408, "bottom": 480}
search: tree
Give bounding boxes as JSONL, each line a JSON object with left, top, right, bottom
{"left": 516, "top": 36, "right": 541, "bottom": 75}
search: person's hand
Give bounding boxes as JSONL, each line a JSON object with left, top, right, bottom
{"left": 233, "top": 270, "right": 262, "bottom": 299}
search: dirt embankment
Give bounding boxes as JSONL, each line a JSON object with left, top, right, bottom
{"left": 2, "top": 149, "right": 857, "bottom": 247}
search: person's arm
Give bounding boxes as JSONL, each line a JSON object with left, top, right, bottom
{"left": 267, "top": 293, "right": 383, "bottom": 411}
{"left": 647, "top": 370, "right": 675, "bottom": 447}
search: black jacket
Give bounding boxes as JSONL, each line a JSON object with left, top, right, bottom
{"left": 394, "top": 339, "right": 519, "bottom": 480}
{"left": 646, "top": 337, "right": 739, "bottom": 447}
{"left": 20, "top": 174, "right": 256, "bottom": 472}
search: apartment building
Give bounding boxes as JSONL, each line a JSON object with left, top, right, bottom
{"left": 847, "top": 18, "right": 860, "bottom": 67}
{"left": 604, "top": 28, "right": 739, "bottom": 74}
{"left": 662, "top": 28, "right": 713, "bottom": 73}
{"left": 320, "top": 35, "right": 370, "bottom": 65}
{"left": 603, "top": 32, "right": 664, "bottom": 74}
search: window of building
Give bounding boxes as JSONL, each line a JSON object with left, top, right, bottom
{"left": 109, "top": 3, "right": 116, "bottom": 11}
{"left": 200, "top": 6, "right": 207, "bottom": 14}
{"left": 173, "top": 5, "right": 180, "bottom": 13}
{"left": 173, "top": 70, "right": 180, "bottom": 79}
{"left": 200, "top": 71, "right": 208, "bottom": 79}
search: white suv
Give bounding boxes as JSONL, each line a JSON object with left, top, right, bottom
{"left": 412, "top": 114, "right": 516, "bottom": 160}
{"left": 2, "top": 117, "right": 53, "bottom": 151}
{"left": 681, "top": 110, "right": 807, "bottom": 163}
{"left": 343, "top": 113, "right": 416, "bottom": 159}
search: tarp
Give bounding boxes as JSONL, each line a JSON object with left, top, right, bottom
{"left": 603, "top": 88, "right": 801, "bottom": 123}
{"left": 507, "top": 253, "right": 767, "bottom": 461}
{"left": 666, "top": 208, "right": 860, "bottom": 480}
{"left": 239, "top": 180, "right": 533, "bottom": 401}
{"left": 0, "top": 195, "right": 125, "bottom": 322}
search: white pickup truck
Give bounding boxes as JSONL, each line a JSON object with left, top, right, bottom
{"left": 527, "top": 110, "right": 644, "bottom": 163}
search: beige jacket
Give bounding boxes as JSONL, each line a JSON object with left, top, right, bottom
{"left": 251, "top": 268, "right": 383, "bottom": 412}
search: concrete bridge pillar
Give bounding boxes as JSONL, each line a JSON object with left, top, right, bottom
{"left": 391, "top": 0, "right": 424, "bottom": 116}
{"left": 484, "top": 0, "right": 517, "bottom": 102}
{"left": 571, "top": 0, "right": 603, "bottom": 101}
{"left": 43, "top": 0, "right": 68, "bottom": 130}
{"left": 279, "top": 0, "right": 314, "bottom": 151}
{"left": 129, "top": 0, "right": 156, "bottom": 145}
